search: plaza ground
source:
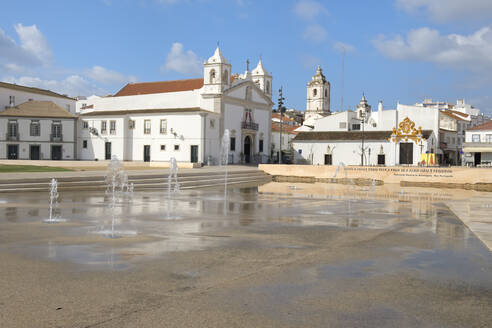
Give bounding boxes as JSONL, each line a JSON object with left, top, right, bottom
{"left": 0, "top": 182, "right": 491, "bottom": 327}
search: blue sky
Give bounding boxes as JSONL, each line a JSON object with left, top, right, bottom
{"left": 1, "top": 0, "right": 491, "bottom": 114}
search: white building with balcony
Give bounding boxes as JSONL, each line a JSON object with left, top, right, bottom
{"left": 78, "top": 47, "right": 273, "bottom": 164}
{"left": 463, "top": 121, "right": 492, "bottom": 166}
{"left": 0, "top": 101, "right": 77, "bottom": 160}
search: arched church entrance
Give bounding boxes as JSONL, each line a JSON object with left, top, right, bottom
{"left": 244, "top": 136, "right": 252, "bottom": 163}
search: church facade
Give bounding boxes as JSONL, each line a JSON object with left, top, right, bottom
{"left": 78, "top": 47, "right": 273, "bottom": 164}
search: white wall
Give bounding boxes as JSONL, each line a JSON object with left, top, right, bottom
{"left": 465, "top": 129, "right": 492, "bottom": 142}
{"left": 293, "top": 134, "right": 434, "bottom": 166}
{"left": 0, "top": 86, "right": 76, "bottom": 114}
{"left": 78, "top": 112, "right": 220, "bottom": 163}
{"left": 0, "top": 117, "right": 76, "bottom": 160}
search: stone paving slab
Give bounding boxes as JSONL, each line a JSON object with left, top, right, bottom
{"left": 447, "top": 198, "right": 492, "bottom": 252}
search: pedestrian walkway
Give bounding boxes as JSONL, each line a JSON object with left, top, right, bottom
{"left": 447, "top": 197, "right": 492, "bottom": 251}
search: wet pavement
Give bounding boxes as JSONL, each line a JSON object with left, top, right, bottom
{"left": 0, "top": 182, "right": 491, "bottom": 327}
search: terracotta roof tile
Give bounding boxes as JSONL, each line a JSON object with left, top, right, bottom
{"left": 0, "top": 101, "right": 75, "bottom": 118}
{"left": 468, "top": 120, "right": 492, "bottom": 131}
{"left": 272, "top": 113, "right": 300, "bottom": 124}
{"left": 80, "top": 107, "right": 203, "bottom": 116}
{"left": 447, "top": 109, "right": 469, "bottom": 118}
{"left": 441, "top": 111, "right": 465, "bottom": 121}
{"left": 114, "top": 78, "right": 204, "bottom": 96}
{"left": 271, "top": 122, "right": 299, "bottom": 134}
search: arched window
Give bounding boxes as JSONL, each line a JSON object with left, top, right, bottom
{"left": 313, "top": 89, "right": 317, "bottom": 97}
{"left": 222, "top": 69, "right": 228, "bottom": 84}
{"left": 324, "top": 89, "right": 328, "bottom": 97}
{"left": 266, "top": 81, "right": 270, "bottom": 94}
{"left": 209, "top": 69, "right": 216, "bottom": 83}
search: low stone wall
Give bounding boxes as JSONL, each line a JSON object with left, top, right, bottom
{"left": 259, "top": 164, "right": 492, "bottom": 190}
{"left": 0, "top": 160, "right": 200, "bottom": 170}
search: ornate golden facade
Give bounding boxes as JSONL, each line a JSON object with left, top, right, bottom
{"left": 389, "top": 117, "right": 426, "bottom": 143}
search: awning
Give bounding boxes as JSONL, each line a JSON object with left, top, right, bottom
{"left": 463, "top": 147, "right": 492, "bottom": 153}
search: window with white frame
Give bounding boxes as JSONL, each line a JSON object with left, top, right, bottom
{"left": 7, "top": 120, "right": 18, "bottom": 137}
{"left": 144, "top": 120, "right": 151, "bottom": 134}
{"left": 101, "top": 121, "right": 107, "bottom": 134}
{"left": 9, "top": 96, "right": 15, "bottom": 106}
{"left": 352, "top": 123, "right": 360, "bottom": 130}
{"left": 160, "top": 119, "right": 167, "bottom": 134}
{"left": 110, "top": 120, "right": 116, "bottom": 135}
{"left": 160, "top": 145, "right": 166, "bottom": 151}
{"left": 472, "top": 134, "right": 480, "bottom": 142}
{"left": 486, "top": 134, "right": 492, "bottom": 143}
{"left": 129, "top": 120, "right": 135, "bottom": 129}
{"left": 174, "top": 145, "right": 180, "bottom": 151}
{"left": 83, "top": 140, "right": 88, "bottom": 149}
{"left": 82, "top": 121, "right": 88, "bottom": 129}
{"left": 52, "top": 121, "right": 62, "bottom": 138}
{"left": 30, "top": 120, "right": 40, "bottom": 136}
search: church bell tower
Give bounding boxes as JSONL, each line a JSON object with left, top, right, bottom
{"left": 202, "top": 46, "right": 231, "bottom": 95}
{"left": 305, "top": 65, "right": 330, "bottom": 120}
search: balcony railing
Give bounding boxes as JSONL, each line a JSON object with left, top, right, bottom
{"left": 6, "top": 133, "right": 19, "bottom": 141}
{"left": 50, "top": 134, "right": 63, "bottom": 142}
{"left": 241, "top": 121, "right": 259, "bottom": 131}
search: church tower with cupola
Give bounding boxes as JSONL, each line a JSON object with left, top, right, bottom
{"left": 202, "top": 46, "right": 232, "bottom": 95}
{"left": 305, "top": 65, "right": 330, "bottom": 120}
{"left": 356, "top": 94, "right": 371, "bottom": 121}
{"left": 252, "top": 59, "right": 272, "bottom": 98}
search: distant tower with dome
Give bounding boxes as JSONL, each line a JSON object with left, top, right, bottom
{"left": 305, "top": 65, "right": 330, "bottom": 121}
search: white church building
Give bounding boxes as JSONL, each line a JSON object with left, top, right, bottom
{"left": 78, "top": 47, "right": 273, "bottom": 164}
{"left": 292, "top": 67, "right": 440, "bottom": 166}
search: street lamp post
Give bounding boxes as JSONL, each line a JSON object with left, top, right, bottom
{"left": 360, "top": 112, "right": 366, "bottom": 166}
{"left": 278, "top": 87, "right": 285, "bottom": 164}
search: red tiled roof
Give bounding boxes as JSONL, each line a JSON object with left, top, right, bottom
{"left": 271, "top": 122, "right": 299, "bottom": 134}
{"left": 272, "top": 113, "right": 297, "bottom": 123}
{"left": 447, "top": 109, "right": 469, "bottom": 118}
{"left": 468, "top": 120, "right": 492, "bottom": 131}
{"left": 441, "top": 111, "right": 465, "bottom": 121}
{"left": 114, "top": 78, "right": 204, "bottom": 96}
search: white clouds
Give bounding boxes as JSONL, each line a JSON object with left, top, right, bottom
{"left": 0, "top": 23, "right": 138, "bottom": 97}
{"left": 333, "top": 42, "right": 355, "bottom": 53}
{"left": 373, "top": 26, "right": 492, "bottom": 71}
{"left": 294, "top": 0, "right": 329, "bottom": 44}
{"left": 303, "top": 24, "right": 328, "bottom": 43}
{"left": 0, "top": 24, "right": 51, "bottom": 68}
{"left": 301, "top": 54, "right": 321, "bottom": 69}
{"left": 2, "top": 75, "right": 106, "bottom": 97}
{"left": 294, "top": 0, "right": 328, "bottom": 20}
{"left": 161, "top": 42, "right": 202, "bottom": 76}
{"left": 396, "top": 0, "right": 492, "bottom": 23}
{"left": 85, "top": 66, "right": 137, "bottom": 85}
{"left": 14, "top": 24, "right": 52, "bottom": 65}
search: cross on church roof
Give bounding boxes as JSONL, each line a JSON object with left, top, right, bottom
{"left": 246, "top": 59, "right": 250, "bottom": 71}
